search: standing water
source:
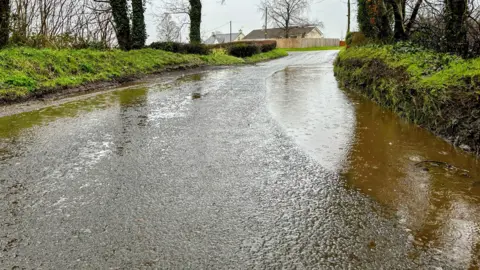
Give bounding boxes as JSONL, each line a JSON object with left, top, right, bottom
{"left": 267, "top": 62, "right": 480, "bottom": 268}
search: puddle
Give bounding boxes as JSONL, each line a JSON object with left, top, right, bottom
{"left": 268, "top": 64, "right": 480, "bottom": 268}
{"left": 342, "top": 93, "right": 480, "bottom": 267}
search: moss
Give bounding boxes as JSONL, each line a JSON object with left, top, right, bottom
{"left": 334, "top": 45, "right": 480, "bottom": 153}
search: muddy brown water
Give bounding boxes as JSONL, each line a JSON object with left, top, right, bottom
{"left": 343, "top": 93, "right": 480, "bottom": 267}
{"left": 1, "top": 51, "right": 479, "bottom": 268}
{"left": 267, "top": 65, "right": 480, "bottom": 268}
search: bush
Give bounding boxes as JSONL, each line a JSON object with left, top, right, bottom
{"left": 228, "top": 43, "right": 260, "bottom": 58}
{"left": 260, "top": 42, "right": 276, "bottom": 52}
{"left": 148, "top": 42, "right": 210, "bottom": 55}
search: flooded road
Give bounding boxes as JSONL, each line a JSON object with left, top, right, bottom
{"left": 0, "top": 51, "right": 479, "bottom": 268}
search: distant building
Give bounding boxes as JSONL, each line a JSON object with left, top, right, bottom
{"left": 243, "top": 26, "right": 323, "bottom": 40}
{"left": 204, "top": 31, "right": 245, "bottom": 44}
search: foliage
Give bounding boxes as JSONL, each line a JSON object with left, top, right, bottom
{"left": 188, "top": 0, "right": 202, "bottom": 44}
{"left": 109, "top": 0, "right": 131, "bottom": 50}
{"left": 335, "top": 45, "right": 480, "bottom": 152}
{"left": 227, "top": 43, "right": 260, "bottom": 58}
{"left": 259, "top": 42, "right": 277, "bottom": 52}
{"left": 131, "top": 0, "right": 147, "bottom": 49}
{"left": 9, "top": 33, "right": 109, "bottom": 50}
{"left": 0, "top": 0, "right": 9, "bottom": 48}
{"left": 148, "top": 42, "right": 210, "bottom": 55}
{"left": 357, "top": 0, "right": 392, "bottom": 40}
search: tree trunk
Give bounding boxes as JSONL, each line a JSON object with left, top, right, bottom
{"left": 0, "top": 0, "right": 10, "bottom": 47}
{"left": 378, "top": 0, "right": 393, "bottom": 40}
{"left": 131, "top": 0, "right": 146, "bottom": 49}
{"left": 347, "top": 0, "right": 351, "bottom": 33}
{"left": 445, "top": 0, "right": 468, "bottom": 55}
{"left": 189, "top": 0, "right": 202, "bottom": 44}
{"left": 109, "top": 0, "right": 131, "bottom": 50}
{"left": 388, "top": 0, "right": 407, "bottom": 40}
{"left": 405, "top": 0, "right": 423, "bottom": 35}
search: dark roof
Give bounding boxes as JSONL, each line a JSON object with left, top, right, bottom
{"left": 204, "top": 33, "right": 242, "bottom": 44}
{"left": 244, "top": 26, "right": 321, "bottom": 40}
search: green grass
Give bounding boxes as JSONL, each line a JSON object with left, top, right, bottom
{"left": 286, "top": 46, "right": 345, "bottom": 51}
{"left": 334, "top": 44, "right": 480, "bottom": 152}
{"left": 0, "top": 47, "right": 285, "bottom": 103}
{"left": 245, "top": 49, "right": 288, "bottom": 63}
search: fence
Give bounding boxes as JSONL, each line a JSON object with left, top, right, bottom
{"left": 274, "top": 38, "right": 340, "bottom": 48}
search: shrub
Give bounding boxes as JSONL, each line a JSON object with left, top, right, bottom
{"left": 260, "top": 42, "right": 276, "bottom": 52}
{"left": 148, "top": 42, "right": 210, "bottom": 55}
{"left": 228, "top": 43, "right": 260, "bottom": 57}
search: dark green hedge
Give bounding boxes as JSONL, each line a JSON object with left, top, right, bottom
{"left": 148, "top": 42, "right": 210, "bottom": 55}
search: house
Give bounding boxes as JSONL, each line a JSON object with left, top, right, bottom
{"left": 243, "top": 26, "right": 323, "bottom": 40}
{"left": 204, "top": 31, "right": 245, "bottom": 44}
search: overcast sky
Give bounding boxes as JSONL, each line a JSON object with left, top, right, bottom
{"left": 145, "top": 0, "right": 358, "bottom": 43}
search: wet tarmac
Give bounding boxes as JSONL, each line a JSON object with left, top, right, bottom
{"left": 0, "top": 51, "right": 478, "bottom": 269}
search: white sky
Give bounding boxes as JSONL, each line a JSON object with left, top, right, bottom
{"left": 145, "top": 0, "right": 358, "bottom": 43}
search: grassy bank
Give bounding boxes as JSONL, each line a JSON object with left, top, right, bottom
{"left": 245, "top": 49, "right": 288, "bottom": 63}
{"left": 334, "top": 44, "right": 480, "bottom": 153}
{"left": 0, "top": 48, "right": 286, "bottom": 103}
{"left": 286, "top": 46, "right": 344, "bottom": 51}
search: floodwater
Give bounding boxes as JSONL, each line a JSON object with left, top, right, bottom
{"left": 343, "top": 93, "right": 480, "bottom": 267}
{"left": 267, "top": 59, "right": 480, "bottom": 268}
{"left": 0, "top": 51, "right": 479, "bottom": 268}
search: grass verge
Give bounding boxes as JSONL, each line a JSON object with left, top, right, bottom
{"left": 334, "top": 43, "right": 480, "bottom": 153}
{"left": 0, "top": 47, "right": 285, "bottom": 104}
{"left": 286, "top": 46, "right": 345, "bottom": 51}
{"left": 245, "top": 49, "right": 288, "bottom": 63}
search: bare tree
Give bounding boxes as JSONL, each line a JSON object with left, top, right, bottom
{"left": 260, "top": 0, "right": 320, "bottom": 38}
{"left": 157, "top": 13, "right": 180, "bottom": 42}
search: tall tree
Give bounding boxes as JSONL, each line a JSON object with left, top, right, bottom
{"left": 260, "top": 0, "right": 319, "bottom": 38}
{"left": 444, "top": 0, "right": 468, "bottom": 55}
{"left": 357, "top": 0, "right": 392, "bottom": 40}
{"left": 0, "top": 0, "right": 9, "bottom": 47}
{"left": 131, "top": 0, "right": 146, "bottom": 49}
{"left": 347, "top": 0, "right": 351, "bottom": 33}
{"left": 188, "top": 0, "right": 201, "bottom": 43}
{"left": 109, "top": 0, "right": 131, "bottom": 50}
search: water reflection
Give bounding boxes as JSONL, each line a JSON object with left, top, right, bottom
{"left": 115, "top": 88, "right": 149, "bottom": 156}
{"left": 343, "top": 93, "right": 480, "bottom": 268}
{"left": 267, "top": 67, "right": 355, "bottom": 171}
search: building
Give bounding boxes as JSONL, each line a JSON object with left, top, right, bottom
{"left": 204, "top": 31, "right": 245, "bottom": 44}
{"left": 243, "top": 26, "right": 323, "bottom": 40}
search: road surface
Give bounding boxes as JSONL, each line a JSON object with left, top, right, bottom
{"left": 0, "top": 51, "right": 476, "bottom": 269}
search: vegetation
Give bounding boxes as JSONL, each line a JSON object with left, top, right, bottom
{"left": 334, "top": 43, "right": 480, "bottom": 152}
{"left": 0, "top": 47, "right": 287, "bottom": 103}
{"left": 131, "top": 0, "right": 147, "bottom": 49}
{"left": 355, "top": 0, "right": 479, "bottom": 57}
{"left": 286, "top": 46, "right": 344, "bottom": 51}
{"left": 0, "top": 0, "right": 9, "bottom": 48}
{"left": 245, "top": 49, "right": 288, "bottom": 63}
{"left": 228, "top": 44, "right": 260, "bottom": 58}
{"left": 188, "top": 0, "right": 202, "bottom": 43}
{"left": 109, "top": 0, "right": 131, "bottom": 50}
{"left": 148, "top": 42, "right": 210, "bottom": 55}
